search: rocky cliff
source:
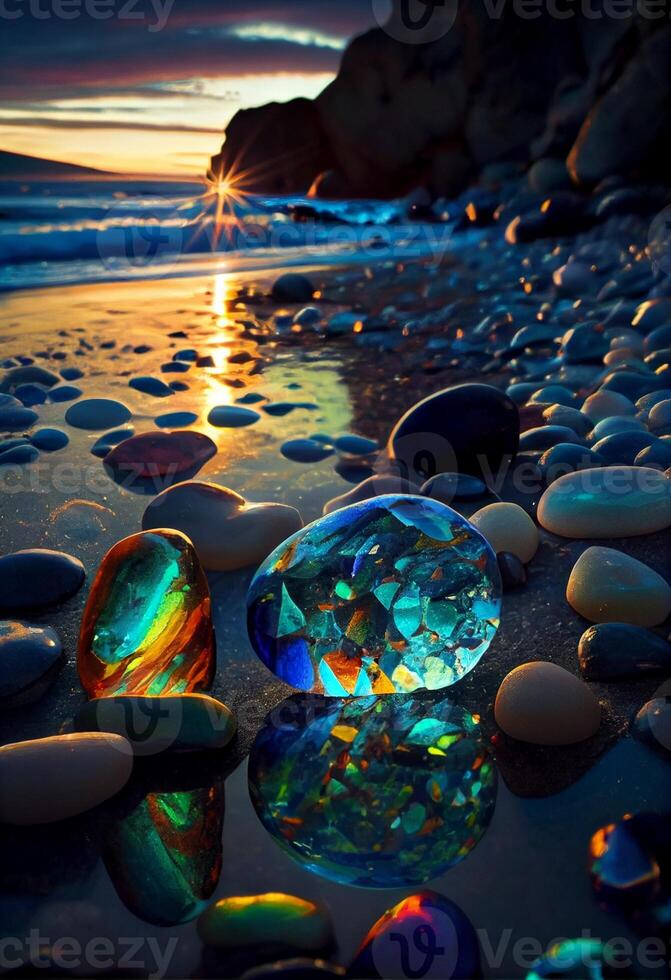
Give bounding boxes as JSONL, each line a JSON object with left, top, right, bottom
{"left": 209, "top": 3, "right": 671, "bottom": 199}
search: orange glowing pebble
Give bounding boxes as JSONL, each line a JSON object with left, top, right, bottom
{"left": 78, "top": 529, "right": 215, "bottom": 698}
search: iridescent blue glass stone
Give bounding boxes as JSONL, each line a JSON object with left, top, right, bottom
{"left": 246, "top": 495, "right": 501, "bottom": 695}
{"left": 248, "top": 694, "right": 497, "bottom": 888}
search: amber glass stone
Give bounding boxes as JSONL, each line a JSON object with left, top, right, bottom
{"left": 78, "top": 529, "right": 215, "bottom": 697}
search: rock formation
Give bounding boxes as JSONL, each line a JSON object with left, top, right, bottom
{"left": 209, "top": 3, "right": 671, "bottom": 198}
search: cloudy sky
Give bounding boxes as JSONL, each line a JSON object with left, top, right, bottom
{"left": 0, "top": 0, "right": 376, "bottom": 175}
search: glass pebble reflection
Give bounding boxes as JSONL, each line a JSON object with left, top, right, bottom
{"left": 246, "top": 495, "right": 501, "bottom": 695}
{"left": 248, "top": 694, "right": 497, "bottom": 888}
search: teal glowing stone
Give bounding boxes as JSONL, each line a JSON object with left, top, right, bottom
{"left": 247, "top": 494, "right": 502, "bottom": 695}
{"left": 248, "top": 694, "right": 497, "bottom": 888}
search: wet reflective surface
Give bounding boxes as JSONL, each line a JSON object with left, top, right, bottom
{"left": 1, "top": 269, "right": 670, "bottom": 977}
{"left": 248, "top": 694, "right": 497, "bottom": 887}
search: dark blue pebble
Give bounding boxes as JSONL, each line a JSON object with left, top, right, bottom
{"left": 271, "top": 272, "right": 314, "bottom": 302}
{"left": 0, "top": 550, "right": 85, "bottom": 612}
{"left": 169, "top": 381, "right": 189, "bottom": 391}
{"left": 208, "top": 405, "right": 260, "bottom": 427}
{"left": 645, "top": 324, "right": 671, "bottom": 354}
{"left": 519, "top": 425, "right": 583, "bottom": 452}
{"left": 14, "top": 384, "right": 48, "bottom": 406}
{"left": 90, "top": 427, "right": 135, "bottom": 458}
{"left": 636, "top": 441, "right": 671, "bottom": 469}
{"left": 129, "top": 377, "right": 174, "bottom": 397}
{"left": 333, "top": 434, "right": 379, "bottom": 456}
{"left": 0, "top": 444, "right": 39, "bottom": 466}
{"left": 539, "top": 443, "right": 605, "bottom": 482}
{"left": 421, "top": 472, "right": 492, "bottom": 502}
{"left": 196, "top": 355, "right": 216, "bottom": 368}
{"left": 579, "top": 623, "right": 671, "bottom": 680}
{"left": 0, "top": 405, "right": 39, "bottom": 431}
{"left": 154, "top": 412, "right": 199, "bottom": 428}
{"left": 60, "top": 367, "right": 84, "bottom": 381}
{"left": 0, "top": 620, "right": 64, "bottom": 707}
{"left": 280, "top": 439, "right": 334, "bottom": 463}
{"left": 601, "top": 371, "right": 661, "bottom": 401}
{"left": 497, "top": 551, "right": 527, "bottom": 590}
{"left": 31, "top": 428, "right": 69, "bottom": 452}
{"left": 263, "top": 401, "right": 318, "bottom": 417}
{"left": 161, "top": 361, "right": 190, "bottom": 373}
{"left": 236, "top": 392, "right": 266, "bottom": 404}
{"left": 174, "top": 349, "right": 198, "bottom": 362}
{"left": 48, "top": 385, "right": 82, "bottom": 403}
{"left": 591, "top": 431, "right": 657, "bottom": 465}
{"left": 133, "top": 345, "right": 152, "bottom": 354}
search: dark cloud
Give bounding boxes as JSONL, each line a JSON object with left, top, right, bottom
{"left": 0, "top": 0, "right": 375, "bottom": 102}
{"left": 0, "top": 116, "right": 222, "bottom": 132}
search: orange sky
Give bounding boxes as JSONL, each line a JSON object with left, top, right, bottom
{"left": 0, "top": 73, "right": 335, "bottom": 177}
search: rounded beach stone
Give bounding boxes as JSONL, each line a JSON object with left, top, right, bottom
{"left": 519, "top": 425, "right": 583, "bottom": 452}
{"left": 469, "top": 502, "right": 539, "bottom": 564}
{"left": 154, "top": 411, "right": 199, "bottom": 428}
{"left": 90, "top": 426, "right": 134, "bottom": 458}
{"left": 78, "top": 529, "right": 215, "bottom": 697}
{"left": 636, "top": 441, "right": 671, "bottom": 470}
{"left": 350, "top": 891, "right": 480, "bottom": 980}
{"left": 538, "top": 443, "right": 604, "bottom": 484}
{"left": 281, "top": 439, "right": 334, "bottom": 463}
{"left": 104, "top": 430, "right": 217, "bottom": 480}
{"left": 129, "top": 376, "right": 174, "bottom": 398}
{"left": 332, "top": 434, "right": 379, "bottom": 456}
{"left": 582, "top": 390, "right": 636, "bottom": 423}
{"left": 0, "top": 621, "right": 63, "bottom": 707}
{"left": 494, "top": 662, "right": 601, "bottom": 746}
{"left": 537, "top": 466, "right": 671, "bottom": 538}
{"left": 65, "top": 397, "right": 131, "bottom": 430}
{"left": 247, "top": 495, "right": 502, "bottom": 695}
{"left": 0, "top": 732, "right": 132, "bottom": 825}
{"left": 142, "top": 481, "right": 302, "bottom": 572}
{"left": 0, "top": 549, "right": 85, "bottom": 612}
{"left": 198, "top": 893, "right": 332, "bottom": 951}
{"left": 271, "top": 273, "right": 315, "bottom": 302}
{"left": 421, "top": 472, "right": 497, "bottom": 506}
{"left": 497, "top": 551, "right": 527, "bottom": 591}
{"left": 388, "top": 383, "right": 519, "bottom": 482}
{"left": 542, "top": 404, "right": 592, "bottom": 437}
{"left": 48, "top": 384, "right": 82, "bottom": 403}
{"left": 14, "top": 383, "right": 47, "bottom": 407}
{"left": 74, "top": 693, "right": 236, "bottom": 755}
{"left": 649, "top": 399, "right": 671, "bottom": 435}
{"left": 633, "top": 698, "right": 671, "bottom": 755}
{"left": 591, "top": 431, "right": 657, "bottom": 465}
{"left": 248, "top": 694, "right": 496, "bottom": 886}
{"left": 0, "top": 365, "right": 60, "bottom": 394}
{"left": 588, "top": 415, "right": 645, "bottom": 441}
{"left": 0, "top": 444, "right": 39, "bottom": 466}
{"left": 30, "top": 428, "right": 69, "bottom": 452}
{"left": 567, "top": 547, "right": 671, "bottom": 627}
{"left": 208, "top": 405, "right": 261, "bottom": 428}
{"left": 323, "top": 475, "right": 421, "bottom": 515}
{"left": 578, "top": 623, "right": 671, "bottom": 680}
